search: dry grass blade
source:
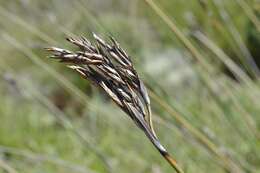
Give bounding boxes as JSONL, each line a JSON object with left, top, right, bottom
{"left": 0, "top": 159, "right": 18, "bottom": 173}
{"left": 46, "top": 33, "right": 184, "bottom": 173}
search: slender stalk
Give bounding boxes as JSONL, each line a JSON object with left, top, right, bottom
{"left": 143, "top": 0, "right": 210, "bottom": 71}
{"left": 212, "top": 0, "right": 260, "bottom": 77}
{"left": 193, "top": 31, "right": 258, "bottom": 137}
{"left": 161, "top": 152, "right": 184, "bottom": 173}
{"left": 234, "top": 0, "right": 260, "bottom": 32}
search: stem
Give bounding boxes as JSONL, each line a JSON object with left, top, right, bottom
{"left": 140, "top": 118, "right": 184, "bottom": 173}
{"left": 150, "top": 138, "right": 184, "bottom": 173}
{"left": 160, "top": 151, "right": 184, "bottom": 173}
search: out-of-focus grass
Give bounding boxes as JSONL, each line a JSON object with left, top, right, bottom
{"left": 0, "top": 0, "right": 259, "bottom": 173}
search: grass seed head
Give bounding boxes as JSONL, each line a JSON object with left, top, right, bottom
{"left": 46, "top": 33, "right": 183, "bottom": 173}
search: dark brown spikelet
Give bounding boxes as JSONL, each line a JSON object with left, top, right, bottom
{"left": 45, "top": 33, "right": 183, "bottom": 173}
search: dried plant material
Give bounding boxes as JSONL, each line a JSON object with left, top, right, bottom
{"left": 46, "top": 33, "right": 183, "bottom": 173}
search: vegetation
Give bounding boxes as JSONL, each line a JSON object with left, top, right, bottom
{"left": 0, "top": 0, "right": 259, "bottom": 173}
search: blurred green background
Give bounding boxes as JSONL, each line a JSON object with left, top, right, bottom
{"left": 0, "top": 0, "right": 259, "bottom": 173}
